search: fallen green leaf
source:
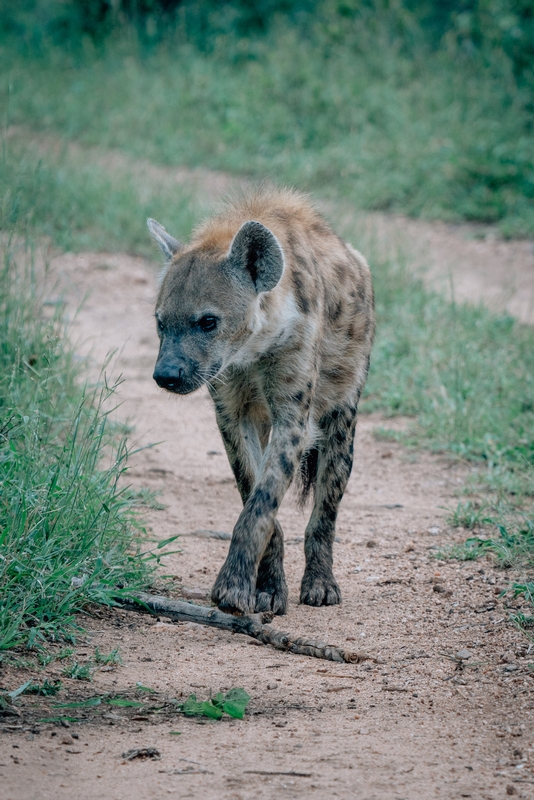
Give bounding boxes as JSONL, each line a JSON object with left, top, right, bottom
{"left": 53, "top": 697, "right": 101, "bottom": 709}
{"left": 107, "top": 698, "right": 145, "bottom": 707}
{"left": 135, "top": 682, "right": 157, "bottom": 693}
{"left": 8, "top": 680, "right": 32, "bottom": 700}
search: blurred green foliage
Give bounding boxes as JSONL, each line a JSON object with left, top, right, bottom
{"left": 1, "top": 1, "right": 532, "bottom": 236}
{"left": 1, "top": 0, "right": 533, "bottom": 84}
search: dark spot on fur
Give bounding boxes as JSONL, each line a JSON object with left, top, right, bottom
{"left": 358, "top": 284, "right": 366, "bottom": 302}
{"left": 347, "top": 324, "right": 355, "bottom": 339}
{"left": 310, "top": 220, "right": 330, "bottom": 236}
{"left": 293, "top": 390, "right": 304, "bottom": 404}
{"left": 336, "top": 429, "right": 346, "bottom": 444}
{"left": 328, "top": 299, "right": 343, "bottom": 323}
{"left": 321, "top": 499, "right": 337, "bottom": 523}
{"left": 233, "top": 457, "right": 252, "bottom": 498}
{"left": 291, "top": 434, "right": 300, "bottom": 447}
{"left": 250, "top": 487, "right": 277, "bottom": 516}
{"left": 334, "top": 262, "right": 347, "bottom": 283}
{"left": 279, "top": 452, "right": 294, "bottom": 479}
{"left": 307, "top": 381, "right": 313, "bottom": 390}
{"left": 292, "top": 272, "right": 310, "bottom": 314}
{"left": 325, "top": 367, "right": 345, "bottom": 384}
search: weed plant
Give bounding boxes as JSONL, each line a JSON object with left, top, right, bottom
{"left": 0, "top": 234, "right": 153, "bottom": 651}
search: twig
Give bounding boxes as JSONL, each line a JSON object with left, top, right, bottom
{"left": 244, "top": 770, "right": 312, "bottom": 777}
{"left": 113, "top": 591, "right": 371, "bottom": 664}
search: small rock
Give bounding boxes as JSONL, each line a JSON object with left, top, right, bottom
{"left": 428, "top": 527, "right": 440, "bottom": 535}
{"left": 506, "top": 785, "right": 516, "bottom": 796}
{"left": 503, "top": 664, "right": 518, "bottom": 673}
{"left": 61, "top": 735, "right": 74, "bottom": 745}
{"left": 366, "top": 540, "right": 377, "bottom": 549}
{"left": 433, "top": 584, "right": 447, "bottom": 593}
{"left": 456, "top": 649, "right": 472, "bottom": 661}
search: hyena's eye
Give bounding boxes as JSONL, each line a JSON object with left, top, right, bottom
{"left": 197, "top": 315, "right": 218, "bottom": 332}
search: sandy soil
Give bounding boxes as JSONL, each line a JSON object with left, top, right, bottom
{"left": 1, "top": 230, "right": 534, "bottom": 799}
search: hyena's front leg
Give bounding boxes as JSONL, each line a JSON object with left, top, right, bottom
{"left": 212, "top": 409, "right": 306, "bottom": 615}
{"left": 212, "top": 407, "right": 288, "bottom": 615}
{"left": 300, "top": 404, "right": 358, "bottom": 607}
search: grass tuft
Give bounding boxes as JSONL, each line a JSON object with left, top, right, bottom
{"left": 0, "top": 236, "right": 154, "bottom": 651}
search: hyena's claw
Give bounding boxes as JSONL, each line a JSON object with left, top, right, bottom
{"left": 300, "top": 574, "right": 342, "bottom": 607}
{"left": 211, "top": 572, "right": 256, "bottom": 616}
{"left": 255, "top": 583, "right": 288, "bottom": 616}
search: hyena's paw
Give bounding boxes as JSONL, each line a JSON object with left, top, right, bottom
{"left": 255, "top": 573, "right": 288, "bottom": 616}
{"left": 300, "top": 572, "right": 342, "bottom": 607}
{"left": 211, "top": 567, "right": 256, "bottom": 616}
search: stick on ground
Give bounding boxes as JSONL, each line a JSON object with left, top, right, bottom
{"left": 113, "top": 592, "right": 371, "bottom": 664}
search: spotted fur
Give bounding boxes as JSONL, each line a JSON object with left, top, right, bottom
{"left": 149, "top": 187, "right": 375, "bottom": 615}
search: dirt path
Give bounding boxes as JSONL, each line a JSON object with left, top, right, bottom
{"left": 1, "top": 241, "right": 533, "bottom": 800}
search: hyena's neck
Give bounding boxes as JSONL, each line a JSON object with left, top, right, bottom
{"left": 226, "top": 288, "right": 302, "bottom": 370}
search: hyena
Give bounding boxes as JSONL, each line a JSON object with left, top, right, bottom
{"left": 148, "top": 187, "right": 374, "bottom": 616}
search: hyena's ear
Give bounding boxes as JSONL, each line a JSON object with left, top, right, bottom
{"left": 228, "top": 220, "right": 284, "bottom": 293}
{"left": 147, "top": 218, "right": 181, "bottom": 262}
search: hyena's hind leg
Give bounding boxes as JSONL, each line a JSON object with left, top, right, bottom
{"left": 300, "top": 403, "right": 358, "bottom": 606}
{"left": 214, "top": 408, "right": 288, "bottom": 615}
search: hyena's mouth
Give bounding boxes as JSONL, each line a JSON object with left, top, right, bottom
{"left": 153, "top": 362, "right": 223, "bottom": 395}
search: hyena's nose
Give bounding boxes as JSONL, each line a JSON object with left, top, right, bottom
{"left": 153, "top": 366, "right": 185, "bottom": 392}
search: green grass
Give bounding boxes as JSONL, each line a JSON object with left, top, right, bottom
{"left": 1, "top": 8, "right": 533, "bottom": 237}
{"left": 0, "top": 227, "right": 156, "bottom": 651}
{"left": 358, "top": 228, "right": 534, "bottom": 580}
{"left": 1, "top": 134, "right": 197, "bottom": 255}
{"left": 361, "top": 234, "right": 534, "bottom": 478}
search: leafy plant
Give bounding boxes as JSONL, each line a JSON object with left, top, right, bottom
{"left": 181, "top": 688, "right": 251, "bottom": 720}
{"left": 94, "top": 647, "right": 122, "bottom": 665}
{"left": 62, "top": 662, "right": 93, "bottom": 681}
{"left": 23, "top": 679, "right": 63, "bottom": 696}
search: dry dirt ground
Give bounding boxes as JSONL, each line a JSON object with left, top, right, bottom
{"left": 2, "top": 215, "right": 534, "bottom": 800}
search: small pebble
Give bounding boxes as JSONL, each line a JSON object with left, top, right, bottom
{"left": 456, "top": 650, "right": 472, "bottom": 661}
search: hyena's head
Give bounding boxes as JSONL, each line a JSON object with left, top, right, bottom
{"left": 148, "top": 218, "right": 284, "bottom": 394}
